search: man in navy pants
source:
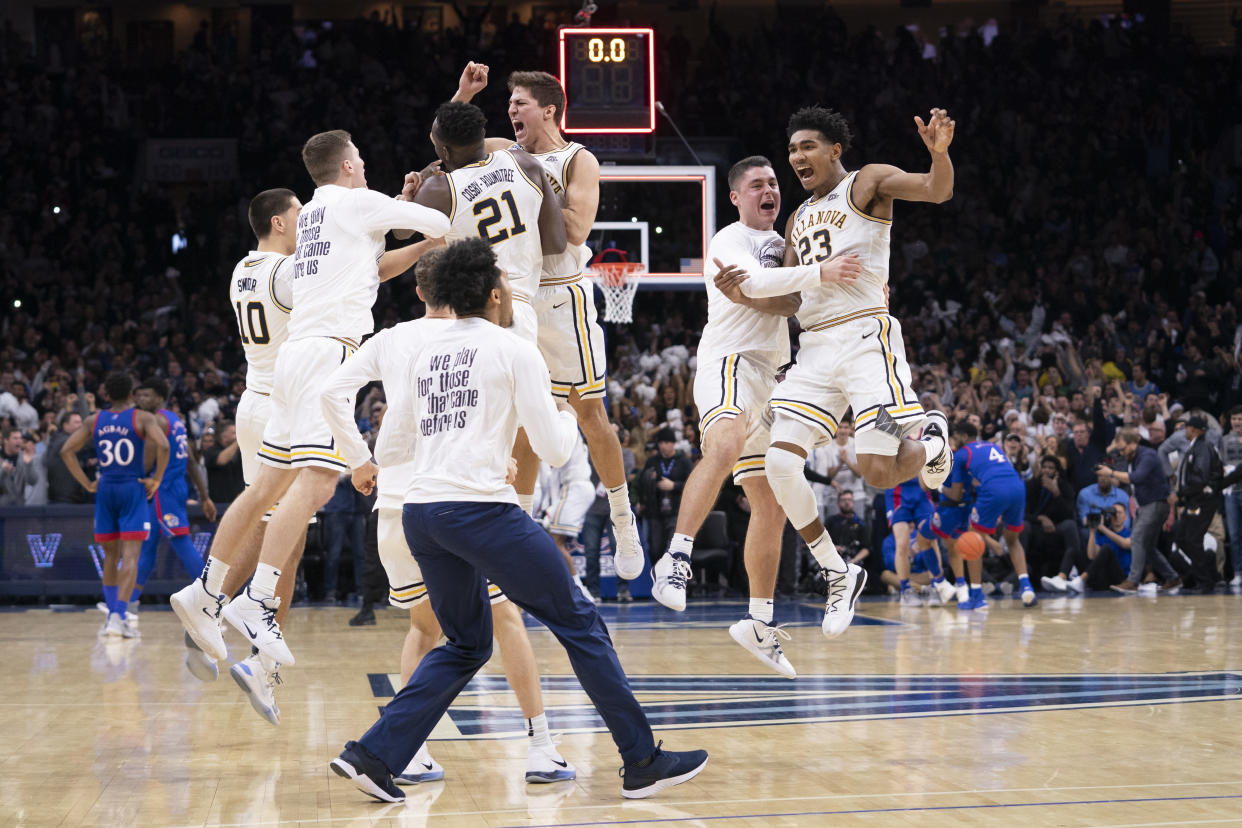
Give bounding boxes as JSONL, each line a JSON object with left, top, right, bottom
{"left": 329, "top": 238, "right": 708, "bottom": 801}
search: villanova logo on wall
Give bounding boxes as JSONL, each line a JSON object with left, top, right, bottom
{"left": 368, "top": 672, "right": 1242, "bottom": 738}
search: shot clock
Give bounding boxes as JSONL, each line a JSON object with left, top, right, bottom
{"left": 558, "top": 27, "right": 656, "bottom": 134}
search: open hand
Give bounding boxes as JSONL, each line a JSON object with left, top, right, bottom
{"left": 820, "top": 253, "right": 862, "bottom": 283}
{"left": 915, "top": 108, "right": 955, "bottom": 154}
{"left": 712, "top": 257, "right": 750, "bottom": 302}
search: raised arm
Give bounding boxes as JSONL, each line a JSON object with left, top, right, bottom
{"left": 356, "top": 187, "right": 451, "bottom": 239}
{"left": 854, "top": 108, "right": 955, "bottom": 209}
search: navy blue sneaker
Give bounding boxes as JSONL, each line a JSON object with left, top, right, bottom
{"left": 331, "top": 741, "right": 404, "bottom": 802}
{"left": 620, "top": 741, "right": 708, "bottom": 799}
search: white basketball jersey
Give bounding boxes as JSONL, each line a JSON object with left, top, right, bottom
{"left": 788, "top": 170, "right": 890, "bottom": 330}
{"left": 446, "top": 150, "right": 545, "bottom": 301}
{"left": 513, "top": 141, "right": 593, "bottom": 281}
{"left": 229, "top": 251, "right": 293, "bottom": 395}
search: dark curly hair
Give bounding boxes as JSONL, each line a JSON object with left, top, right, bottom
{"left": 432, "top": 101, "right": 488, "bottom": 147}
{"left": 432, "top": 238, "right": 500, "bottom": 316}
{"left": 137, "top": 376, "right": 169, "bottom": 401}
{"left": 104, "top": 372, "right": 133, "bottom": 404}
{"left": 787, "top": 106, "right": 853, "bottom": 152}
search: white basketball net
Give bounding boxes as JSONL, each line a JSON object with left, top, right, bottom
{"left": 592, "top": 263, "right": 643, "bottom": 324}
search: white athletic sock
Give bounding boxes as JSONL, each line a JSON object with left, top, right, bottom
{"left": 517, "top": 493, "right": 534, "bottom": 516}
{"left": 808, "top": 532, "right": 846, "bottom": 572}
{"left": 527, "top": 713, "right": 553, "bottom": 750}
{"left": 202, "top": 555, "right": 230, "bottom": 595}
{"left": 920, "top": 432, "right": 946, "bottom": 463}
{"left": 607, "top": 485, "right": 632, "bottom": 521}
{"left": 749, "top": 598, "right": 774, "bottom": 624}
{"left": 669, "top": 532, "right": 694, "bottom": 558}
{"left": 249, "top": 564, "right": 280, "bottom": 600}
{"left": 413, "top": 742, "right": 434, "bottom": 766}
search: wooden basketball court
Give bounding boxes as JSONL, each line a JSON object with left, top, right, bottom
{"left": 4, "top": 593, "right": 1241, "bottom": 827}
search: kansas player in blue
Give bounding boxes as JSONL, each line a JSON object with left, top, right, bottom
{"left": 127, "top": 378, "right": 218, "bottom": 621}
{"left": 60, "top": 373, "right": 170, "bottom": 638}
{"left": 943, "top": 420, "right": 1036, "bottom": 609}
{"left": 912, "top": 493, "right": 972, "bottom": 604}
{"left": 884, "top": 476, "right": 937, "bottom": 605}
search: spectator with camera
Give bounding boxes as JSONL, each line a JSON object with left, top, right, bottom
{"left": 1107, "top": 427, "right": 1181, "bottom": 593}
{"left": 1076, "top": 465, "right": 1130, "bottom": 535}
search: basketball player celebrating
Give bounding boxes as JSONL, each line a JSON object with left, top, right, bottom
{"left": 329, "top": 239, "right": 707, "bottom": 803}
{"left": 725, "top": 106, "right": 955, "bottom": 636}
{"left": 172, "top": 131, "right": 451, "bottom": 667}
{"left": 452, "top": 63, "right": 647, "bottom": 582}
{"left": 61, "top": 372, "right": 170, "bottom": 639}
{"left": 319, "top": 248, "right": 576, "bottom": 785}
{"left": 129, "top": 378, "right": 217, "bottom": 620}
{"left": 648, "top": 155, "right": 861, "bottom": 675}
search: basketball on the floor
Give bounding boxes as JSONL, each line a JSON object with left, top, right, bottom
{"left": 957, "top": 531, "right": 986, "bottom": 561}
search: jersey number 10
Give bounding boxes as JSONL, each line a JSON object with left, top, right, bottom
{"left": 234, "top": 301, "right": 271, "bottom": 345}
{"left": 474, "top": 190, "right": 528, "bottom": 246}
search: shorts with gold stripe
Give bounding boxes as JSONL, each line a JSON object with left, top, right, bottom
{"left": 535, "top": 276, "right": 608, "bottom": 400}
{"left": 772, "top": 311, "right": 924, "bottom": 457}
{"left": 693, "top": 352, "right": 779, "bottom": 483}
{"left": 377, "top": 506, "right": 506, "bottom": 608}
{"left": 545, "top": 480, "right": 596, "bottom": 537}
{"left": 259, "top": 336, "right": 358, "bottom": 472}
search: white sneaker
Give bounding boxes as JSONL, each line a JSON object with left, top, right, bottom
{"left": 223, "top": 589, "right": 295, "bottom": 665}
{"left": 184, "top": 632, "right": 219, "bottom": 681}
{"left": 1021, "top": 587, "right": 1037, "bottom": 607}
{"left": 651, "top": 552, "right": 691, "bottom": 612}
{"left": 933, "top": 579, "right": 957, "bottom": 605}
{"left": 900, "top": 589, "right": 923, "bottom": 607}
{"left": 918, "top": 410, "right": 953, "bottom": 489}
{"left": 119, "top": 616, "right": 139, "bottom": 639}
{"left": 822, "top": 563, "right": 867, "bottom": 637}
{"left": 1230, "top": 574, "right": 1242, "bottom": 587}
{"left": 728, "top": 617, "right": 796, "bottom": 678}
{"left": 96, "top": 601, "right": 138, "bottom": 624}
{"left": 1041, "top": 575, "right": 1068, "bottom": 592}
{"left": 981, "top": 582, "right": 996, "bottom": 596}
{"left": 955, "top": 583, "right": 969, "bottom": 604}
{"left": 171, "top": 579, "right": 229, "bottom": 662}
{"left": 396, "top": 744, "right": 445, "bottom": 785}
{"left": 103, "top": 612, "right": 125, "bottom": 638}
{"left": 230, "top": 653, "right": 281, "bottom": 725}
{"left": 612, "top": 514, "right": 645, "bottom": 581}
{"left": 1067, "top": 575, "right": 1086, "bottom": 594}
{"left": 525, "top": 743, "right": 577, "bottom": 783}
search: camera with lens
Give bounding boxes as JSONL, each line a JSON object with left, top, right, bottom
{"left": 1086, "top": 512, "right": 1102, "bottom": 528}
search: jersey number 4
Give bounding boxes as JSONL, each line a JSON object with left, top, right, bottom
{"left": 797, "top": 229, "right": 832, "bottom": 264}
{"left": 234, "top": 301, "right": 271, "bottom": 345}
{"left": 474, "top": 190, "right": 528, "bottom": 246}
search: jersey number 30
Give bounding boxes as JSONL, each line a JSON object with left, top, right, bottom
{"left": 99, "top": 438, "right": 135, "bottom": 467}
{"left": 234, "top": 301, "right": 271, "bottom": 345}
{"left": 474, "top": 190, "right": 528, "bottom": 246}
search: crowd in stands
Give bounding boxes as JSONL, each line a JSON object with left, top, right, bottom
{"left": 1, "top": 8, "right": 1239, "bottom": 600}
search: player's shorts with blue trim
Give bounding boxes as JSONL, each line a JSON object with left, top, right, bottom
{"left": 886, "top": 488, "right": 934, "bottom": 528}
{"left": 153, "top": 477, "right": 191, "bottom": 537}
{"left": 970, "top": 478, "right": 1026, "bottom": 534}
{"left": 94, "top": 478, "right": 151, "bottom": 542}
